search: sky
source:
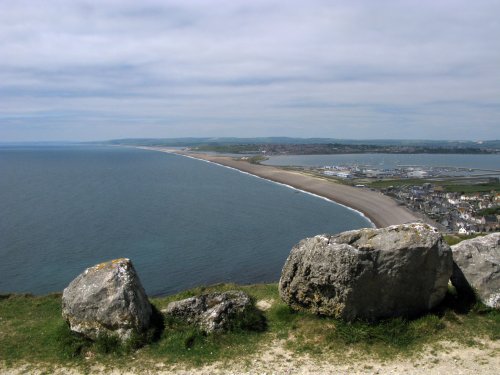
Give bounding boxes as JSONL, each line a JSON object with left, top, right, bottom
{"left": 1, "top": 0, "right": 499, "bottom": 141}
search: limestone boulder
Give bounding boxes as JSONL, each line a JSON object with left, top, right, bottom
{"left": 279, "top": 223, "right": 453, "bottom": 321}
{"left": 62, "top": 258, "right": 152, "bottom": 341}
{"left": 163, "top": 290, "right": 263, "bottom": 333}
{"left": 450, "top": 233, "right": 500, "bottom": 309}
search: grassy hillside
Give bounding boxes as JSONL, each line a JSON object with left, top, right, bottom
{"left": 1, "top": 282, "right": 499, "bottom": 372}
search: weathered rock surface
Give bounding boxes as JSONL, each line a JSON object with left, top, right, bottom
{"left": 163, "top": 291, "right": 256, "bottom": 333}
{"left": 279, "top": 223, "right": 453, "bottom": 321}
{"left": 62, "top": 258, "right": 152, "bottom": 341}
{"left": 450, "top": 233, "right": 500, "bottom": 309}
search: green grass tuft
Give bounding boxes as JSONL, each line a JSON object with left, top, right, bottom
{"left": 444, "top": 234, "right": 486, "bottom": 246}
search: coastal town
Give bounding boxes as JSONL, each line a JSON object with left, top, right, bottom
{"left": 381, "top": 183, "right": 500, "bottom": 234}
{"left": 317, "top": 165, "right": 500, "bottom": 234}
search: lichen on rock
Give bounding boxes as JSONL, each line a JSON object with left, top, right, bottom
{"left": 62, "top": 258, "right": 152, "bottom": 341}
{"left": 163, "top": 290, "right": 265, "bottom": 333}
{"left": 279, "top": 223, "right": 453, "bottom": 321}
{"left": 450, "top": 233, "right": 500, "bottom": 309}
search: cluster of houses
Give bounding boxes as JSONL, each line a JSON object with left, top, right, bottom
{"left": 321, "top": 165, "right": 432, "bottom": 180}
{"left": 381, "top": 183, "right": 500, "bottom": 234}
{"left": 314, "top": 164, "right": 499, "bottom": 234}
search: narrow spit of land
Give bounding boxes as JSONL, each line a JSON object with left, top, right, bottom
{"left": 140, "top": 147, "right": 419, "bottom": 228}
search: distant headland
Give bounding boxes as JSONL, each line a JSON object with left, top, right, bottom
{"left": 105, "top": 137, "right": 500, "bottom": 155}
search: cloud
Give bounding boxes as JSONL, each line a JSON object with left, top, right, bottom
{"left": 0, "top": 0, "right": 499, "bottom": 141}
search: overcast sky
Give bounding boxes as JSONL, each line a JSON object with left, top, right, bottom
{"left": 1, "top": 0, "right": 499, "bottom": 141}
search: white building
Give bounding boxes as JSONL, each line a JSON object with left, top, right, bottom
{"left": 407, "top": 170, "right": 428, "bottom": 178}
{"left": 336, "top": 172, "right": 352, "bottom": 179}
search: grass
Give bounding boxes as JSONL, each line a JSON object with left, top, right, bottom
{"left": 245, "top": 155, "right": 268, "bottom": 164}
{"left": 0, "top": 293, "right": 71, "bottom": 363}
{"left": 478, "top": 206, "right": 500, "bottom": 216}
{"left": 365, "top": 179, "right": 500, "bottom": 194}
{"left": 366, "top": 179, "right": 433, "bottom": 189}
{"left": 1, "top": 283, "right": 499, "bottom": 370}
{"left": 194, "top": 145, "right": 260, "bottom": 154}
{"left": 443, "top": 183, "right": 499, "bottom": 193}
{"left": 443, "top": 233, "right": 486, "bottom": 246}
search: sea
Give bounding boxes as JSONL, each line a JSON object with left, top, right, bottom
{"left": 0, "top": 145, "right": 371, "bottom": 296}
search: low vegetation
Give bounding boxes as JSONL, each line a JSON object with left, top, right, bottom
{"left": 243, "top": 155, "right": 268, "bottom": 164}
{"left": 478, "top": 206, "right": 500, "bottom": 216}
{"left": 365, "top": 179, "right": 500, "bottom": 193}
{"left": 443, "top": 182, "right": 500, "bottom": 193}
{"left": 1, "top": 280, "right": 499, "bottom": 371}
{"left": 444, "top": 233, "right": 486, "bottom": 246}
{"left": 193, "top": 144, "right": 262, "bottom": 154}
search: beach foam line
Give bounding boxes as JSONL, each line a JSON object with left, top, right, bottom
{"left": 141, "top": 147, "right": 376, "bottom": 228}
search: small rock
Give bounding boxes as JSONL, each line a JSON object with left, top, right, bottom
{"left": 163, "top": 290, "right": 263, "bottom": 333}
{"left": 450, "top": 233, "right": 500, "bottom": 308}
{"left": 279, "top": 223, "right": 453, "bottom": 321}
{"left": 256, "top": 299, "right": 274, "bottom": 311}
{"left": 62, "top": 258, "right": 152, "bottom": 341}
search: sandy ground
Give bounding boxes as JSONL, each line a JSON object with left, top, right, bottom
{"left": 2, "top": 338, "right": 499, "bottom": 374}
{"left": 141, "top": 147, "right": 420, "bottom": 228}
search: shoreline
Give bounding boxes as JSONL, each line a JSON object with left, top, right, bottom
{"left": 138, "top": 147, "right": 420, "bottom": 228}
{"left": 175, "top": 150, "right": 376, "bottom": 228}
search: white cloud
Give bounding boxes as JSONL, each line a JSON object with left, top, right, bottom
{"left": 0, "top": 0, "right": 499, "bottom": 140}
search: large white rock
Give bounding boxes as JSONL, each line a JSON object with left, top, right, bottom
{"left": 62, "top": 258, "right": 152, "bottom": 341}
{"left": 451, "top": 233, "right": 500, "bottom": 309}
{"left": 279, "top": 223, "right": 453, "bottom": 321}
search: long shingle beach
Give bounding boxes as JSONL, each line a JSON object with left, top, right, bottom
{"left": 141, "top": 147, "right": 420, "bottom": 228}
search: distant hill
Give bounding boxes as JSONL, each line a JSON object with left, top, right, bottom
{"left": 105, "top": 137, "right": 500, "bottom": 150}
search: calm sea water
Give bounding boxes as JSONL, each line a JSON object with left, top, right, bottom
{"left": 263, "top": 153, "right": 500, "bottom": 173}
{"left": 0, "top": 145, "right": 370, "bottom": 296}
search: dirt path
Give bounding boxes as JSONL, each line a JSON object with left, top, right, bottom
{"left": 2, "top": 339, "right": 499, "bottom": 374}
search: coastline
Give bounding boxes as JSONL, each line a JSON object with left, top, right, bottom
{"left": 138, "top": 147, "right": 420, "bottom": 228}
